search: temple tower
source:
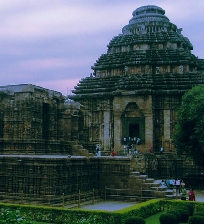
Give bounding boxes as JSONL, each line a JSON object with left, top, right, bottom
{"left": 70, "top": 5, "right": 204, "bottom": 153}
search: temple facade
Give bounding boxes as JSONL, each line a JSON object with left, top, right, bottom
{"left": 70, "top": 5, "right": 204, "bottom": 153}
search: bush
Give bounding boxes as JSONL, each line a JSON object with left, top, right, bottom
{"left": 168, "top": 207, "right": 189, "bottom": 223}
{"left": 125, "top": 216, "right": 145, "bottom": 224}
{"left": 159, "top": 213, "right": 177, "bottom": 224}
{"left": 179, "top": 203, "right": 194, "bottom": 216}
{"left": 194, "top": 211, "right": 204, "bottom": 217}
{"left": 167, "top": 210, "right": 180, "bottom": 222}
{"left": 188, "top": 215, "right": 204, "bottom": 224}
{"left": 0, "top": 208, "right": 32, "bottom": 223}
{"left": 177, "top": 208, "right": 189, "bottom": 222}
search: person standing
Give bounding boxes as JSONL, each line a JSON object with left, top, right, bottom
{"left": 170, "top": 178, "right": 175, "bottom": 189}
{"left": 175, "top": 178, "right": 181, "bottom": 193}
{"left": 166, "top": 179, "right": 170, "bottom": 189}
{"left": 110, "top": 150, "right": 115, "bottom": 157}
{"left": 180, "top": 180, "right": 185, "bottom": 190}
{"left": 96, "top": 144, "right": 101, "bottom": 156}
{"left": 180, "top": 188, "right": 187, "bottom": 200}
{"left": 180, "top": 180, "right": 185, "bottom": 191}
{"left": 188, "top": 189, "right": 196, "bottom": 201}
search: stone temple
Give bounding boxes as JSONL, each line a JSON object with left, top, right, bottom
{"left": 70, "top": 5, "right": 204, "bottom": 153}
{"left": 0, "top": 5, "right": 203, "bottom": 205}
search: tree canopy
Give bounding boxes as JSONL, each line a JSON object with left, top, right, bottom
{"left": 173, "top": 85, "right": 204, "bottom": 167}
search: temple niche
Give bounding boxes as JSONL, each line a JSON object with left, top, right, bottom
{"left": 70, "top": 5, "right": 204, "bottom": 153}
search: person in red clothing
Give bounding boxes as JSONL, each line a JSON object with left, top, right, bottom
{"left": 110, "top": 150, "right": 115, "bottom": 157}
{"left": 188, "top": 189, "right": 196, "bottom": 201}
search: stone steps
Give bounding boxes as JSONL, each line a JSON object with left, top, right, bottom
{"left": 105, "top": 172, "right": 177, "bottom": 202}
{"left": 128, "top": 173, "right": 176, "bottom": 200}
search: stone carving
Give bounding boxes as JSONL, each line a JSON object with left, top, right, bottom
{"left": 124, "top": 66, "right": 129, "bottom": 75}
{"left": 179, "top": 65, "right": 183, "bottom": 74}
{"left": 145, "top": 65, "right": 150, "bottom": 74}
{"left": 139, "top": 24, "right": 147, "bottom": 34}
{"left": 127, "top": 45, "right": 130, "bottom": 52}
{"left": 156, "top": 66, "right": 160, "bottom": 74}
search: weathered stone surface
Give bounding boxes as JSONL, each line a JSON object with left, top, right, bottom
{"left": 70, "top": 5, "right": 204, "bottom": 153}
{"left": 0, "top": 5, "right": 203, "bottom": 205}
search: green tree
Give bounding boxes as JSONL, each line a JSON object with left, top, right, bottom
{"left": 173, "top": 85, "right": 204, "bottom": 167}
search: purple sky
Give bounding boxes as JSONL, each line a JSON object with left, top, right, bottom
{"left": 0, "top": 0, "right": 204, "bottom": 96}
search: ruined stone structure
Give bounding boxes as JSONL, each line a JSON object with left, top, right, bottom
{"left": 0, "top": 84, "right": 132, "bottom": 204}
{"left": 0, "top": 84, "right": 72, "bottom": 154}
{"left": 70, "top": 5, "right": 204, "bottom": 153}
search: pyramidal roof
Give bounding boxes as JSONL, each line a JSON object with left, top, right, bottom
{"left": 70, "top": 5, "right": 204, "bottom": 98}
{"left": 123, "top": 5, "right": 172, "bottom": 34}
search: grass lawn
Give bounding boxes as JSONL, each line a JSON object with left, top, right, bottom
{"left": 145, "top": 211, "right": 165, "bottom": 224}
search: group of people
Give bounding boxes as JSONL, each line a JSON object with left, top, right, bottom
{"left": 160, "top": 178, "right": 196, "bottom": 201}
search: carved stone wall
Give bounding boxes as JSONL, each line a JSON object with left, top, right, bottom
{"left": 70, "top": 5, "right": 204, "bottom": 153}
{"left": 0, "top": 84, "right": 72, "bottom": 154}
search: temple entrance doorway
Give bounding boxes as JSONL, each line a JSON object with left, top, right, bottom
{"left": 129, "top": 123, "right": 139, "bottom": 138}
{"left": 121, "top": 102, "right": 145, "bottom": 144}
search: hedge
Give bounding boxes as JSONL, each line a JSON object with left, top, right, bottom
{"left": 159, "top": 213, "right": 177, "bottom": 224}
{"left": 0, "top": 199, "right": 203, "bottom": 224}
{"left": 124, "top": 216, "right": 145, "bottom": 224}
{"left": 188, "top": 215, "right": 204, "bottom": 224}
{"left": 0, "top": 200, "right": 160, "bottom": 224}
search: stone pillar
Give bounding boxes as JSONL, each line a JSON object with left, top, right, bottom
{"left": 164, "top": 110, "right": 171, "bottom": 151}
{"left": 113, "top": 115, "right": 122, "bottom": 151}
{"left": 103, "top": 111, "right": 111, "bottom": 151}
{"left": 145, "top": 114, "right": 153, "bottom": 148}
{"left": 113, "top": 100, "right": 123, "bottom": 151}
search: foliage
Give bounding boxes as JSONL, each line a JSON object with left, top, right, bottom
{"left": 0, "top": 208, "right": 33, "bottom": 223}
{"left": 124, "top": 216, "right": 145, "bottom": 224}
{"left": 168, "top": 205, "right": 192, "bottom": 223}
{"left": 0, "top": 199, "right": 203, "bottom": 224}
{"left": 188, "top": 215, "right": 204, "bottom": 224}
{"left": 76, "top": 214, "right": 121, "bottom": 224}
{"left": 119, "top": 199, "right": 161, "bottom": 223}
{"left": 194, "top": 211, "right": 204, "bottom": 216}
{"left": 193, "top": 202, "right": 204, "bottom": 214}
{"left": 167, "top": 207, "right": 190, "bottom": 223}
{"left": 166, "top": 210, "right": 179, "bottom": 222}
{"left": 145, "top": 211, "right": 165, "bottom": 224}
{"left": 183, "top": 202, "right": 194, "bottom": 216}
{"left": 76, "top": 215, "right": 108, "bottom": 224}
{"left": 174, "top": 208, "right": 189, "bottom": 222}
{"left": 159, "top": 213, "right": 177, "bottom": 224}
{"left": 173, "top": 85, "right": 204, "bottom": 167}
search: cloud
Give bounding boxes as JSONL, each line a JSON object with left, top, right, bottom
{"left": 18, "top": 58, "right": 77, "bottom": 70}
{"left": 0, "top": 1, "right": 129, "bottom": 40}
{"left": 37, "top": 78, "right": 81, "bottom": 96}
{"left": 0, "top": 0, "right": 203, "bottom": 95}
